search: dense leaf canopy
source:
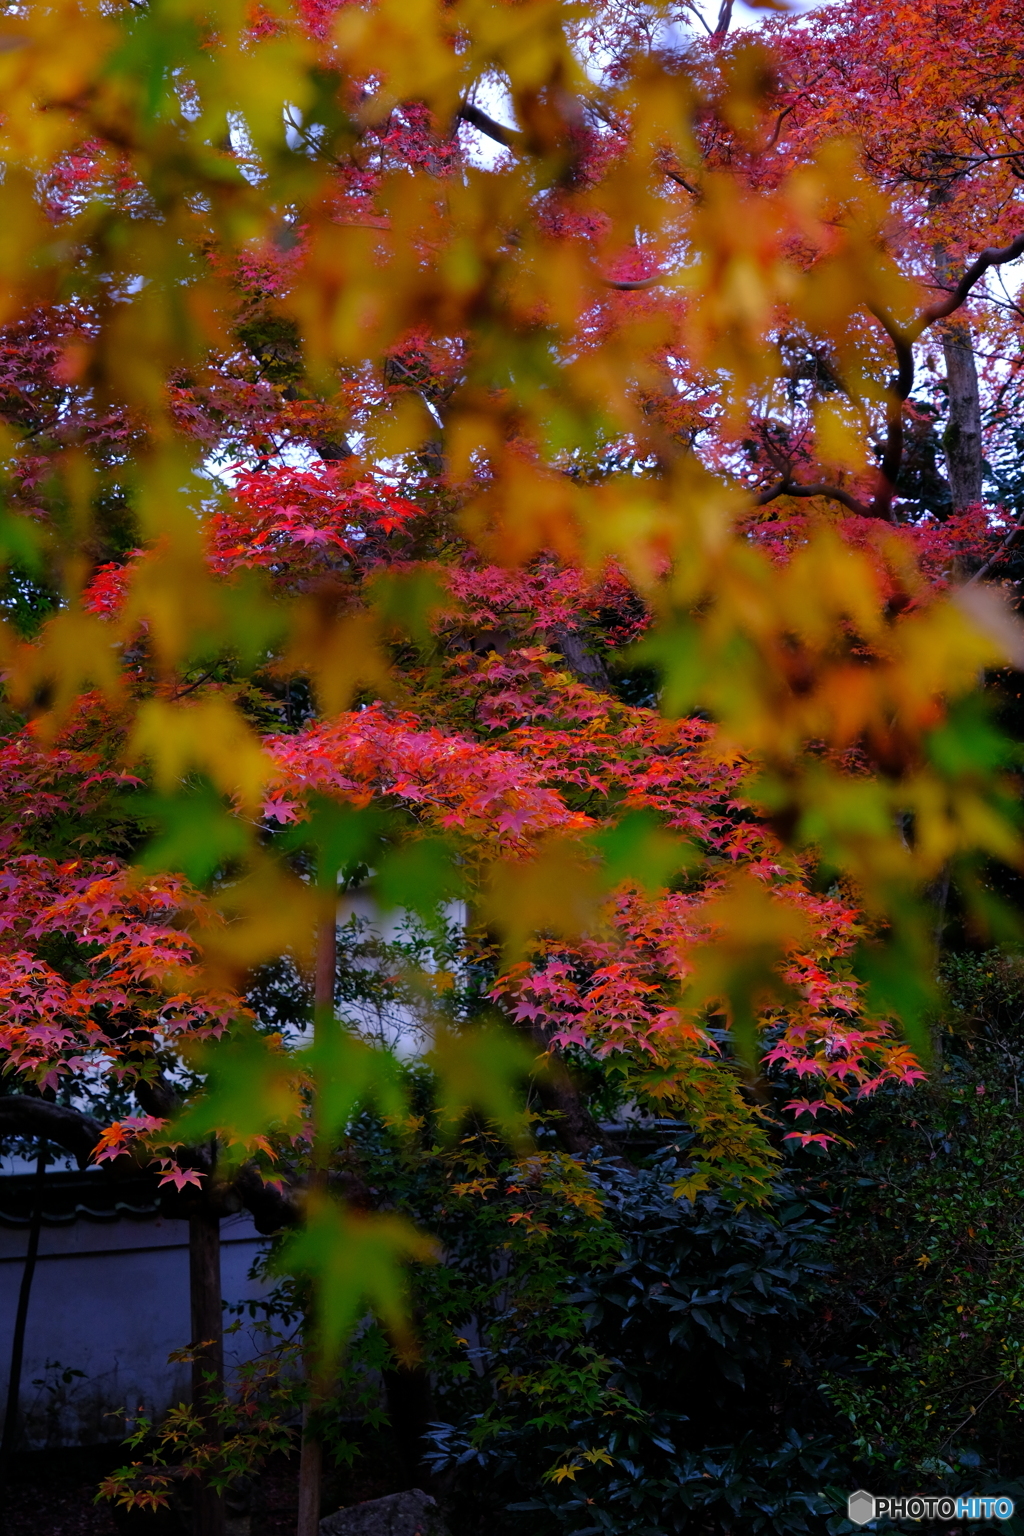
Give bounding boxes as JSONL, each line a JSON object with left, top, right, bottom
{"left": 0, "top": 0, "right": 1023, "bottom": 1390}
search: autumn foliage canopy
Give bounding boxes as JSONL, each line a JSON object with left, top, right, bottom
{"left": 0, "top": 0, "right": 1023, "bottom": 1354}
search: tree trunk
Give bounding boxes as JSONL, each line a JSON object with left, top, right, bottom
{"left": 934, "top": 246, "right": 984, "bottom": 512}
{"left": 189, "top": 1206, "right": 225, "bottom": 1536}
{"left": 941, "top": 318, "right": 983, "bottom": 510}
{"left": 296, "top": 1408, "right": 324, "bottom": 1536}
{"left": 296, "top": 911, "right": 337, "bottom": 1536}
{"left": 550, "top": 626, "right": 612, "bottom": 693}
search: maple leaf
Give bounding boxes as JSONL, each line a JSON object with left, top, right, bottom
{"left": 154, "top": 1160, "right": 206, "bottom": 1192}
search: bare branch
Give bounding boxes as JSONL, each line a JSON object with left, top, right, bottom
{"left": 684, "top": 0, "right": 715, "bottom": 36}
{"left": 864, "top": 305, "right": 916, "bottom": 521}
{"left": 456, "top": 101, "right": 523, "bottom": 150}
{"left": 601, "top": 273, "right": 662, "bottom": 291}
{"left": 746, "top": 235, "right": 1024, "bottom": 523}
{"left": 755, "top": 478, "right": 869, "bottom": 516}
{"left": 230, "top": 1161, "right": 301, "bottom": 1233}
{"left": 711, "top": 0, "right": 734, "bottom": 41}
{"left": 915, "top": 234, "right": 1024, "bottom": 335}
{"left": 662, "top": 164, "right": 699, "bottom": 196}
{"left": 965, "top": 512, "right": 1024, "bottom": 587}
{"left": 860, "top": 236, "right": 1024, "bottom": 521}
{"left": 762, "top": 102, "right": 796, "bottom": 153}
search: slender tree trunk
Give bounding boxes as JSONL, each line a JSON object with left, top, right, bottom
{"left": 0, "top": 1140, "right": 46, "bottom": 1519}
{"left": 935, "top": 247, "right": 984, "bottom": 512}
{"left": 296, "top": 910, "right": 337, "bottom": 1536}
{"left": 189, "top": 1204, "right": 225, "bottom": 1536}
{"left": 929, "top": 866, "right": 952, "bottom": 962}
{"left": 941, "top": 319, "right": 983, "bottom": 510}
{"left": 296, "top": 1405, "right": 324, "bottom": 1536}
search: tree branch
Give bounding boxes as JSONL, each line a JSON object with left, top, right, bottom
{"left": 862, "top": 238, "right": 1024, "bottom": 520}
{"left": 915, "top": 234, "right": 1024, "bottom": 335}
{"left": 229, "top": 1161, "right": 301, "bottom": 1233}
{"left": 662, "top": 164, "right": 699, "bottom": 195}
{"left": 460, "top": 104, "right": 1022, "bottom": 534}
{"left": 755, "top": 477, "right": 869, "bottom": 515}
{"left": 456, "top": 102, "right": 523, "bottom": 150}
{"left": 965, "top": 512, "right": 1024, "bottom": 586}
{"left": 762, "top": 102, "right": 796, "bottom": 152}
{"left": 749, "top": 235, "right": 1024, "bottom": 523}
{"left": 601, "top": 273, "right": 662, "bottom": 291}
{"left": 864, "top": 305, "right": 916, "bottom": 521}
{"left": 711, "top": 0, "right": 734, "bottom": 42}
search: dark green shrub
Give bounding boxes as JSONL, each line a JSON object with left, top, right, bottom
{"left": 411, "top": 1146, "right": 843, "bottom": 1536}
{"left": 804, "top": 951, "right": 1024, "bottom": 1530}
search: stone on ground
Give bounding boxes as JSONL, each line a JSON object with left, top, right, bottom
{"left": 319, "top": 1488, "right": 449, "bottom": 1536}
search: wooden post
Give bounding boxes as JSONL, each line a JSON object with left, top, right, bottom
{"left": 189, "top": 1203, "right": 225, "bottom": 1536}
{"left": 0, "top": 1139, "right": 46, "bottom": 1519}
{"left": 296, "top": 1402, "right": 324, "bottom": 1536}
{"left": 296, "top": 909, "right": 337, "bottom": 1536}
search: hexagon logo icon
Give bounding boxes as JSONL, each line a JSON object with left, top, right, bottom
{"left": 847, "top": 1490, "right": 876, "bottom": 1525}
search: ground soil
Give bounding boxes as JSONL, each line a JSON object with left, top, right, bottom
{"left": 1, "top": 1443, "right": 405, "bottom": 1536}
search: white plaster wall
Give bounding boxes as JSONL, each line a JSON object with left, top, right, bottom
{"left": 0, "top": 1211, "right": 271, "bottom": 1448}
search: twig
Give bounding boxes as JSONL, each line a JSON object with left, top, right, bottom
{"left": 170, "top": 668, "right": 218, "bottom": 701}
{"left": 662, "top": 164, "right": 699, "bottom": 195}
{"left": 965, "top": 512, "right": 1024, "bottom": 586}
{"left": 937, "top": 1379, "right": 1006, "bottom": 1455}
{"left": 762, "top": 102, "right": 796, "bottom": 153}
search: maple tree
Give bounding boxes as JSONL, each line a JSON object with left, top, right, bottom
{"left": 1, "top": 0, "right": 1024, "bottom": 1529}
{"left": 749, "top": 0, "right": 1024, "bottom": 521}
